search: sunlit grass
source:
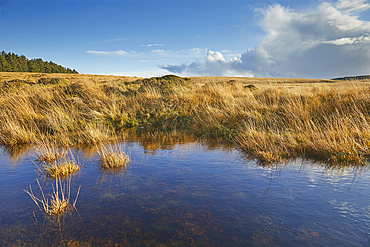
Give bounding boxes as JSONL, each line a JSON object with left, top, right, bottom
{"left": 35, "top": 139, "right": 65, "bottom": 162}
{"left": 24, "top": 177, "right": 81, "bottom": 216}
{"left": 42, "top": 159, "right": 80, "bottom": 179}
{"left": 1, "top": 72, "right": 370, "bottom": 165}
{"left": 98, "top": 144, "right": 130, "bottom": 170}
{"left": 35, "top": 141, "right": 80, "bottom": 178}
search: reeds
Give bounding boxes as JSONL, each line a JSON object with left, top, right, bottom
{"left": 35, "top": 140, "right": 80, "bottom": 178}
{"left": 97, "top": 144, "right": 130, "bottom": 170}
{"left": 26, "top": 139, "right": 81, "bottom": 216}
{"left": 24, "top": 178, "right": 81, "bottom": 216}
{"left": 36, "top": 139, "right": 65, "bottom": 162}
{"left": 42, "top": 160, "right": 80, "bottom": 179}
{"left": 1, "top": 72, "right": 370, "bottom": 165}
{"left": 234, "top": 83, "right": 370, "bottom": 164}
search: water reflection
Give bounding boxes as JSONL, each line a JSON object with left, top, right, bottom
{"left": 0, "top": 144, "right": 34, "bottom": 165}
{"left": 126, "top": 131, "right": 234, "bottom": 155}
{"left": 1, "top": 133, "right": 370, "bottom": 246}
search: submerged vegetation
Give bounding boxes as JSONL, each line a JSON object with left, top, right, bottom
{"left": 1, "top": 72, "right": 370, "bottom": 165}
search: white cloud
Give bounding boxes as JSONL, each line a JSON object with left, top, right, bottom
{"left": 151, "top": 49, "right": 165, "bottom": 54}
{"left": 159, "top": 50, "right": 253, "bottom": 76}
{"left": 335, "top": 0, "right": 370, "bottom": 14}
{"left": 322, "top": 34, "right": 370, "bottom": 45}
{"left": 86, "top": 50, "right": 135, "bottom": 56}
{"left": 206, "top": 50, "right": 225, "bottom": 62}
{"left": 87, "top": 48, "right": 208, "bottom": 59}
{"left": 141, "top": 44, "right": 165, "bottom": 47}
{"left": 150, "top": 48, "right": 208, "bottom": 58}
{"left": 188, "top": 48, "right": 208, "bottom": 55}
{"left": 161, "top": 0, "right": 370, "bottom": 78}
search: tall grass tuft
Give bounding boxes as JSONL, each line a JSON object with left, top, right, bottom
{"left": 24, "top": 177, "right": 81, "bottom": 216}
{"left": 98, "top": 144, "right": 130, "bottom": 170}
{"left": 42, "top": 159, "right": 80, "bottom": 179}
{"left": 36, "top": 139, "right": 65, "bottom": 162}
{"left": 35, "top": 141, "right": 80, "bottom": 178}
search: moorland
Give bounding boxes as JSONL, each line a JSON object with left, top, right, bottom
{"left": 1, "top": 72, "right": 370, "bottom": 165}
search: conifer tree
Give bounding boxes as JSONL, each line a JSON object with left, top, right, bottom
{"left": 0, "top": 55, "right": 11, "bottom": 72}
{"left": 0, "top": 51, "right": 78, "bottom": 73}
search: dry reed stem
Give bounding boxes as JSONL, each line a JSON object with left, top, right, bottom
{"left": 98, "top": 144, "right": 130, "bottom": 170}
{"left": 24, "top": 177, "right": 81, "bottom": 216}
{"left": 35, "top": 140, "right": 80, "bottom": 178}
{"left": 36, "top": 139, "right": 65, "bottom": 162}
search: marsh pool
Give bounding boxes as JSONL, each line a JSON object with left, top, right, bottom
{"left": 1, "top": 134, "right": 370, "bottom": 246}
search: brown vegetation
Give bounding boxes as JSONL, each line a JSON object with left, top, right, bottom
{"left": 97, "top": 143, "right": 130, "bottom": 170}
{"left": 42, "top": 160, "right": 80, "bottom": 179}
{"left": 35, "top": 139, "right": 65, "bottom": 162}
{"left": 35, "top": 139, "right": 80, "bottom": 178}
{"left": 24, "top": 178, "right": 80, "bottom": 216}
{"left": 1, "top": 72, "right": 370, "bottom": 165}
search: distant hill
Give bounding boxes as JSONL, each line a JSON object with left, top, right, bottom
{"left": 0, "top": 51, "right": 78, "bottom": 74}
{"left": 331, "top": 75, "right": 370, "bottom": 81}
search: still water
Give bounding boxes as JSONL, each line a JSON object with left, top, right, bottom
{"left": 1, "top": 134, "right": 370, "bottom": 246}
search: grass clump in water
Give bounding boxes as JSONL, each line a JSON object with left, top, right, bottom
{"left": 42, "top": 159, "right": 80, "bottom": 179}
{"left": 35, "top": 141, "right": 80, "bottom": 178}
{"left": 37, "top": 145, "right": 80, "bottom": 179}
{"left": 35, "top": 139, "right": 65, "bottom": 162}
{"left": 98, "top": 144, "right": 129, "bottom": 170}
{"left": 24, "top": 178, "right": 81, "bottom": 216}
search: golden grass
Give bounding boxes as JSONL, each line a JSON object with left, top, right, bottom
{"left": 24, "top": 178, "right": 81, "bottom": 216}
{"left": 1, "top": 72, "right": 370, "bottom": 165}
{"left": 42, "top": 160, "right": 80, "bottom": 179}
{"left": 36, "top": 139, "right": 65, "bottom": 162}
{"left": 98, "top": 144, "right": 130, "bottom": 170}
{"left": 233, "top": 83, "right": 370, "bottom": 164}
{"left": 34, "top": 140, "right": 80, "bottom": 178}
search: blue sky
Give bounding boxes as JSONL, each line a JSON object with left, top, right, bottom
{"left": 1, "top": 0, "right": 370, "bottom": 78}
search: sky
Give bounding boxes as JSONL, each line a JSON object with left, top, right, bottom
{"left": 1, "top": 0, "right": 370, "bottom": 79}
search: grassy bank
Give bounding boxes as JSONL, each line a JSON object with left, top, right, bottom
{"left": 1, "top": 72, "right": 370, "bottom": 165}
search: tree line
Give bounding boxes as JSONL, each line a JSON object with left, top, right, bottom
{"left": 0, "top": 51, "right": 78, "bottom": 73}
